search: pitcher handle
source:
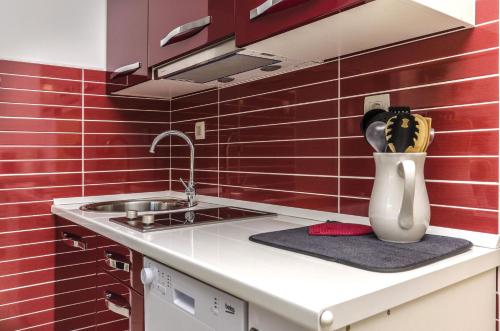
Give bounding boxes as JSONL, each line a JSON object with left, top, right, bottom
{"left": 397, "top": 160, "right": 416, "bottom": 230}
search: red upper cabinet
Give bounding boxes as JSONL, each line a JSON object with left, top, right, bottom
{"left": 106, "top": 0, "right": 149, "bottom": 88}
{"left": 235, "top": 0, "right": 365, "bottom": 47}
{"left": 148, "top": 0, "right": 235, "bottom": 67}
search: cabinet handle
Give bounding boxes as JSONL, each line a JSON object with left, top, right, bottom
{"left": 61, "top": 232, "right": 87, "bottom": 250}
{"left": 105, "top": 291, "right": 130, "bottom": 318}
{"left": 104, "top": 250, "right": 130, "bottom": 272}
{"left": 110, "top": 62, "right": 141, "bottom": 80}
{"left": 160, "top": 16, "right": 211, "bottom": 47}
{"left": 250, "top": 0, "right": 311, "bottom": 20}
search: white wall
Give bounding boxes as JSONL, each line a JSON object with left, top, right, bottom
{"left": 0, "top": 0, "right": 106, "bottom": 69}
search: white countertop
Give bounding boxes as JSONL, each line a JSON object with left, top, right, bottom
{"left": 52, "top": 191, "right": 500, "bottom": 331}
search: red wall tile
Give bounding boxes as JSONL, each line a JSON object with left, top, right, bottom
{"left": 0, "top": 103, "right": 81, "bottom": 119}
{"left": 0, "top": 60, "right": 82, "bottom": 80}
{"left": 0, "top": 73, "right": 82, "bottom": 93}
{"left": 476, "top": 0, "right": 499, "bottom": 23}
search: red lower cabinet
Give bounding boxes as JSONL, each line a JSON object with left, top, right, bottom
{"left": 96, "top": 271, "right": 144, "bottom": 330}
{"left": 53, "top": 217, "right": 98, "bottom": 331}
{"left": 53, "top": 217, "right": 144, "bottom": 330}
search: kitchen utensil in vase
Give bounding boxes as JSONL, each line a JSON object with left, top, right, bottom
{"left": 365, "top": 121, "right": 387, "bottom": 152}
{"left": 369, "top": 153, "right": 430, "bottom": 243}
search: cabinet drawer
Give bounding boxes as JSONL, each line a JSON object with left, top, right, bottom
{"left": 96, "top": 271, "right": 144, "bottom": 331}
{"left": 235, "top": 0, "right": 365, "bottom": 47}
{"left": 97, "top": 235, "right": 143, "bottom": 294}
{"left": 148, "top": 0, "right": 235, "bottom": 67}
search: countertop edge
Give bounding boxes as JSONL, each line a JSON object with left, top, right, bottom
{"left": 327, "top": 248, "right": 500, "bottom": 329}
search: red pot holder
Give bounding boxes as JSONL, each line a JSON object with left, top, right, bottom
{"left": 308, "top": 221, "right": 373, "bottom": 236}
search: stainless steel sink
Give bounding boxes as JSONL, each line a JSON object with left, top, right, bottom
{"left": 80, "top": 198, "right": 195, "bottom": 213}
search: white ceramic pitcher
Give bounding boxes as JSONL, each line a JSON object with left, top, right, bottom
{"left": 369, "top": 153, "right": 430, "bottom": 243}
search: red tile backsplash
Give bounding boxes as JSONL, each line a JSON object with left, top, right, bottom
{"left": 170, "top": 1, "right": 499, "bottom": 236}
{"left": 0, "top": 59, "right": 170, "bottom": 330}
{"left": 340, "top": 22, "right": 499, "bottom": 77}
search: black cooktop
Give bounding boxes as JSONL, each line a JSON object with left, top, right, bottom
{"left": 110, "top": 207, "right": 275, "bottom": 232}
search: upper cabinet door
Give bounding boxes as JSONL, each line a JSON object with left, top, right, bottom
{"left": 106, "top": 0, "right": 149, "bottom": 87}
{"left": 148, "top": 0, "right": 235, "bottom": 68}
{"left": 235, "top": 0, "right": 365, "bottom": 47}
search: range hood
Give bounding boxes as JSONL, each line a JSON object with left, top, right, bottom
{"left": 114, "top": 0, "right": 475, "bottom": 100}
{"left": 115, "top": 38, "right": 316, "bottom": 99}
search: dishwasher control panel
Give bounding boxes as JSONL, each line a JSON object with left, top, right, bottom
{"left": 142, "top": 257, "right": 247, "bottom": 331}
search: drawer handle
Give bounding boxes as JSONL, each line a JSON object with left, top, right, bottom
{"left": 160, "top": 16, "right": 211, "bottom": 47}
{"left": 104, "top": 250, "right": 130, "bottom": 272}
{"left": 250, "top": 0, "right": 311, "bottom": 20}
{"left": 110, "top": 62, "right": 141, "bottom": 80}
{"left": 61, "top": 232, "right": 87, "bottom": 250}
{"left": 105, "top": 291, "right": 130, "bottom": 318}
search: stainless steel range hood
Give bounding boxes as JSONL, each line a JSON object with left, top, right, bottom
{"left": 113, "top": 38, "right": 316, "bottom": 99}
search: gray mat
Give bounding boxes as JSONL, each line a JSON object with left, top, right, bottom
{"left": 249, "top": 226, "right": 472, "bottom": 272}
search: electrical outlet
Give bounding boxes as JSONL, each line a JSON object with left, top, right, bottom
{"left": 195, "top": 121, "right": 205, "bottom": 140}
{"left": 364, "top": 94, "right": 390, "bottom": 113}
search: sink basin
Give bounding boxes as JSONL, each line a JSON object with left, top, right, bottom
{"left": 80, "top": 198, "right": 194, "bottom": 213}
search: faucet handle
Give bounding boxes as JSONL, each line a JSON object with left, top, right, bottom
{"left": 179, "top": 177, "right": 188, "bottom": 190}
{"left": 179, "top": 177, "right": 194, "bottom": 190}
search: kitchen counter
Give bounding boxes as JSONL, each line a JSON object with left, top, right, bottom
{"left": 52, "top": 191, "right": 500, "bottom": 331}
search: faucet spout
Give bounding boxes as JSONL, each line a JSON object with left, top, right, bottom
{"left": 150, "top": 130, "right": 196, "bottom": 207}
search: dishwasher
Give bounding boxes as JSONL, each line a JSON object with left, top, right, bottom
{"left": 141, "top": 257, "right": 247, "bottom": 331}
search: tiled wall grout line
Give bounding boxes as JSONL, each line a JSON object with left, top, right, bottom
{"left": 498, "top": 11, "right": 500, "bottom": 237}
{"left": 338, "top": 55, "right": 341, "bottom": 213}
{"left": 81, "top": 69, "right": 85, "bottom": 197}
{"left": 169, "top": 99, "right": 172, "bottom": 192}
{"left": 0, "top": 213, "right": 52, "bottom": 221}
{"left": 0, "top": 299, "right": 97, "bottom": 322}
{"left": 0, "top": 86, "right": 81, "bottom": 95}
{"left": 16, "top": 312, "right": 97, "bottom": 331}
{"left": 0, "top": 286, "right": 97, "bottom": 307}
{"left": 217, "top": 87, "right": 221, "bottom": 197}
{"left": 0, "top": 262, "right": 96, "bottom": 281}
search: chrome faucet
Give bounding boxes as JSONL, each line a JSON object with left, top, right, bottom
{"left": 149, "top": 130, "right": 196, "bottom": 208}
